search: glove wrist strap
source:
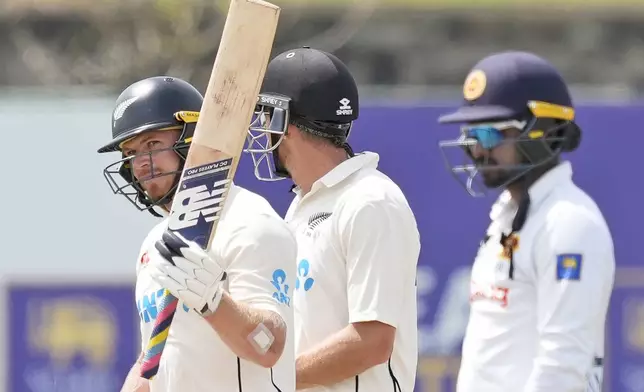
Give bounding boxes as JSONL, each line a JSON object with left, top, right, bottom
{"left": 200, "top": 286, "right": 224, "bottom": 316}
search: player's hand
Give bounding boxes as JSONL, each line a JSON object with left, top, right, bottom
{"left": 148, "top": 230, "right": 227, "bottom": 316}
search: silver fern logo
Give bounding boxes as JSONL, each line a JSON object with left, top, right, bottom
{"left": 113, "top": 96, "right": 138, "bottom": 122}
{"left": 307, "top": 212, "right": 332, "bottom": 230}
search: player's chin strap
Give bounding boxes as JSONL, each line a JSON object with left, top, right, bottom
{"left": 500, "top": 161, "right": 558, "bottom": 279}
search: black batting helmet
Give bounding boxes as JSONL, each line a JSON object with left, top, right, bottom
{"left": 98, "top": 76, "right": 204, "bottom": 216}
{"left": 246, "top": 46, "right": 360, "bottom": 181}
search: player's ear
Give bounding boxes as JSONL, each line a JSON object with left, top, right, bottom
{"left": 285, "top": 123, "right": 297, "bottom": 136}
{"left": 280, "top": 124, "right": 298, "bottom": 143}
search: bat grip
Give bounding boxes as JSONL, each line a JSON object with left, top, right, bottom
{"left": 139, "top": 291, "right": 179, "bottom": 380}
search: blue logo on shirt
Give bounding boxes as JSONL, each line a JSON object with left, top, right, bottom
{"left": 296, "top": 259, "right": 315, "bottom": 291}
{"left": 137, "top": 289, "right": 190, "bottom": 323}
{"left": 556, "top": 254, "right": 582, "bottom": 281}
{"left": 271, "top": 269, "right": 291, "bottom": 306}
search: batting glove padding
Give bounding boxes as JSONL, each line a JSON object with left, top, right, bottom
{"left": 149, "top": 230, "right": 227, "bottom": 316}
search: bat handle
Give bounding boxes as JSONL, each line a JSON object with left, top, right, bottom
{"left": 140, "top": 290, "right": 179, "bottom": 380}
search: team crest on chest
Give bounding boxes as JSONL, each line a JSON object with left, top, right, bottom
{"left": 303, "top": 212, "right": 332, "bottom": 237}
{"left": 499, "top": 233, "right": 519, "bottom": 260}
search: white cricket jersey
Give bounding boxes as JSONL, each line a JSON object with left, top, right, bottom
{"left": 135, "top": 184, "right": 297, "bottom": 392}
{"left": 285, "top": 152, "right": 420, "bottom": 392}
{"left": 457, "top": 161, "right": 615, "bottom": 392}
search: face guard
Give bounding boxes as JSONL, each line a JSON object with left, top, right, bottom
{"left": 438, "top": 101, "right": 577, "bottom": 197}
{"left": 246, "top": 93, "right": 356, "bottom": 182}
{"left": 245, "top": 94, "right": 292, "bottom": 181}
{"left": 102, "top": 111, "right": 197, "bottom": 216}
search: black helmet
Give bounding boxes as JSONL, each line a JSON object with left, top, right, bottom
{"left": 260, "top": 46, "right": 359, "bottom": 124}
{"left": 246, "top": 47, "right": 360, "bottom": 181}
{"left": 98, "top": 76, "right": 204, "bottom": 217}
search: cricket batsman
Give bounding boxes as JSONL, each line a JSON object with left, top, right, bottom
{"left": 244, "top": 47, "right": 421, "bottom": 391}
{"left": 97, "top": 76, "right": 297, "bottom": 391}
{"left": 437, "top": 51, "right": 616, "bottom": 392}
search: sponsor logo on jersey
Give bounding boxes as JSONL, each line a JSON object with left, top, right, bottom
{"left": 296, "top": 259, "right": 315, "bottom": 292}
{"left": 469, "top": 280, "right": 509, "bottom": 307}
{"left": 270, "top": 269, "right": 291, "bottom": 306}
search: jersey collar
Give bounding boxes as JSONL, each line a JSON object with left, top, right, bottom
{"left": 527, "top": 160, "right": 573, "bottom": 204}
{"left": 490, "top": 161, "right": 573, "bottom": 221}
{"left": 292, "top": 152, "right": 380, "bottom": 197}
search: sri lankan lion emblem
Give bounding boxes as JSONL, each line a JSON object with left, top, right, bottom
{"left": 500, "top": 233, "right": 519, "bottom": 260}
{"left": 463, "top": 70, "right": 487, "bottom": 101}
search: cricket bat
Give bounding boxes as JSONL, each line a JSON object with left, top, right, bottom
{"left": 139, "top": 0, "right": 281, "bottom": 380}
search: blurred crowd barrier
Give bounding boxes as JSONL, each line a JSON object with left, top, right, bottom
{"left": 1, "top": 0, "right": 644, "bottom": 100}
{"left": 0, "top": 90, "right": 642, "bottom": 391}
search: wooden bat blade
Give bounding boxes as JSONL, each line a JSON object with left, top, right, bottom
{"left": 139, "top": 0, "right": 280, "bottom": 380}
{"left": 169, "top": 0, "right": 281, "bottom": 250}
{"left": 192, "top": 0, "right": 280, "bottom": 156}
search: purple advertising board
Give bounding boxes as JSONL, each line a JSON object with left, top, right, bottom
{"left": 5, "top": 281, "right": 138, "bottom": 392}
{"left": 234, "top": 103, "right": 644, "bottom": 392}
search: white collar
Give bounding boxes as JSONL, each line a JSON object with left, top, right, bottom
{"left": 528, "top": 161, "right": 573, "bottom": 204}
{"left": 490, "top": 161, "right": 573, "bottom": 221}
{"left": 292, "top": 152, "right": 379, "bottom": 197}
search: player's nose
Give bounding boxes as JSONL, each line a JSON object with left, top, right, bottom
{"left": 132, "top": 154, "right": 152, "bottom": 177}
{"left": 469, "top": 141, "right": 486, "bottom": 159}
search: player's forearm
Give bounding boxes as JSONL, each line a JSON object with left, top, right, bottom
{"left": 120, "top": 353, "right": 149, "bottom": 392}
{"left": 296, "top": 323, "right": 391, "bottom": 390}
{"left": 205, "top": 292, "right": 286, "bottom": 368}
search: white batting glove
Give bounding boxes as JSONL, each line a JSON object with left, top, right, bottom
{"left": 148, "top": 230, "right": 227, "bottom": 316}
